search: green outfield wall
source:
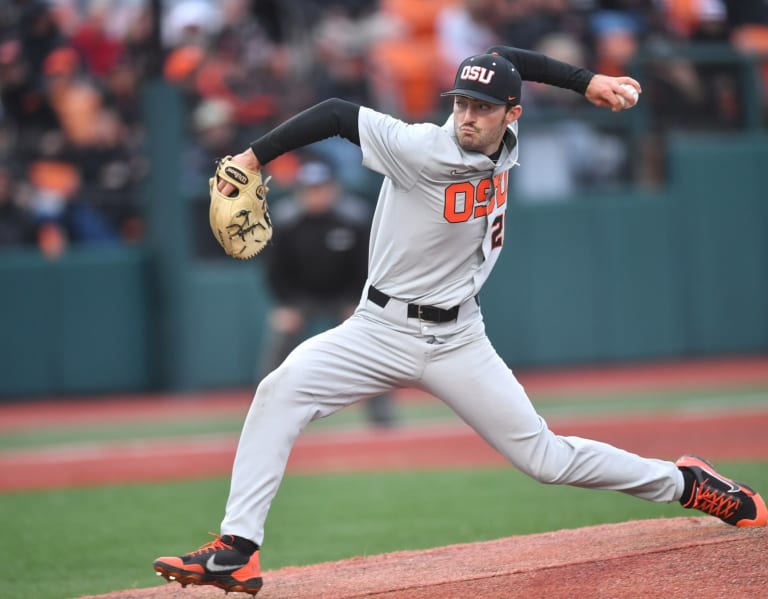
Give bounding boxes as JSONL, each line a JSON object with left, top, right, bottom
{"left": 1, "top": 102, "right": 766, "bottom": 397}
{"left": 0, "top": 247, "right": 153, "bottom": 395}
{"left": 484, "top": 133, "right": 768, "bottom": 365}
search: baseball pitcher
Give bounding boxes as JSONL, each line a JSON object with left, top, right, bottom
{"left": 154, "top": 46, "right": 767, "bottom": 596}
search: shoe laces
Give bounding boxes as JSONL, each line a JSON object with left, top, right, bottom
{"left": 694, "top": 478, "right": 741, "bottom": 520}
{"left": 190, "top": 533, "right": 234, "bottom": 556}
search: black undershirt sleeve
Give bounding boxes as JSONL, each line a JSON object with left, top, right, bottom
{"left": 486, "top": 46, "right": 595, "bottom": 95}
{"left": 249, "top": 98, "right": 361, "bottom": 165}
{"left": 250, "top": 49, "right": 590, "bottom": 165}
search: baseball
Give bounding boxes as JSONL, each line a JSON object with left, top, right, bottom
{"left": 617, "top": 83, "right": 639, "bottom": 109}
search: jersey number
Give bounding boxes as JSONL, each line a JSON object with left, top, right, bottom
{"left": 491, "top": 214, "right": 504, "bottom": 249}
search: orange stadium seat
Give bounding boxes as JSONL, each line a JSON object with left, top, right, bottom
{"left": 369, "top": 38, "right": 445, "bottom": 120}
{"left": 370, "top": 0, "right": 458, "bottom": 119}
{"left": 379, "top": 0, "right": 458, "bottom": 37}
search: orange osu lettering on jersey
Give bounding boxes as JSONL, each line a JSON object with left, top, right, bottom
{"left": 493, "top": 171, "right": 508, "bottom": 207}
{"left": 443, "top": 181, "right": 474, "bottom": 222}
{"left": 444, "top": 171, "right": 508, "bottom": 223}
{"left": 474, "top": 179, "right": 491, "bottom": 217}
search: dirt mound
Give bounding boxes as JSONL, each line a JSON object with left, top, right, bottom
{"left": 81, "top": 517, "right": 767, "bottom": 599}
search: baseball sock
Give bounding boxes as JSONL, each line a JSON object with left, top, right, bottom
{"left": 677, "top": 467, "right": 697, "bottom": 505}
{"left": 231, "top": 536, "right": 259, "bottom": 555}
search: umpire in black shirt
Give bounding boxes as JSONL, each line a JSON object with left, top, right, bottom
{"left": 260, "top": 157, "right": 396, "bottom": 427}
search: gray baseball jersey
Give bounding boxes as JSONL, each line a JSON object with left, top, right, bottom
{"left": 220, "top": 105, "right": 684, "bottom": 546}
{"left": 361, "top": 107, "right": 517, "bottom": 307}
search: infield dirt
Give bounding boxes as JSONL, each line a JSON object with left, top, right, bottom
{"left": 80, "top": 517, "right": 767, "bottom": 598}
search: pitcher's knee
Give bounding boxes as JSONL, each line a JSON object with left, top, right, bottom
{"left": 525, "top": 462, "right": 568, "bottom": 485}
{"left": 255, "top": 363, "right": 302, "bottom": 404}
{"left": 516, "top": 440, "right": 580, "bottom": 485}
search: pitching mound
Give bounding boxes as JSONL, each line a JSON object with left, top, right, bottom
{"left": 82, "top": 517, "right": 766, "bottom": 599}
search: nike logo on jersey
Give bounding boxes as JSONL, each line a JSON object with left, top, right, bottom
{"left": 206, "top": 555, "right": 248, "bottom": 573}
{"left": 450, "top": 169, "right": 476, "bottom": 176}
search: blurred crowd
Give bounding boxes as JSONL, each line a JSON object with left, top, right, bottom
{"left": 1, "top": 0, "right": 767, "bottom": 256}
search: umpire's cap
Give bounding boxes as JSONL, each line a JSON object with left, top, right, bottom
{"left": 442, "top": 53, "right": 521, "bottom": 106}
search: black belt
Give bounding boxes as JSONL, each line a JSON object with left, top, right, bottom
{"left": 367, "top": 285, "right": 460, "bottom": 323}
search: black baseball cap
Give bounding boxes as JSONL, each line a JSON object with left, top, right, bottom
{"left": 441, "top": 53, "right": 522, "bottom": 106}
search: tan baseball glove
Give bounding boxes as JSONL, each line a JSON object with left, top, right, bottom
{"left": 209, "top": 156, "right": 273, "bottom": 259}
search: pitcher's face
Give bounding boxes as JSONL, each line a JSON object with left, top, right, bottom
{"left": 452, "top": 96, "right": 521, "bottom": 155}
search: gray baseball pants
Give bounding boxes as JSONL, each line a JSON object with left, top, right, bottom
{"left": 221, "top": 285, "right": 684, "bottom": 544}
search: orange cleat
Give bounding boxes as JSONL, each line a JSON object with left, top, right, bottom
{"left": 676, "top": 455, "right": 767, "bottom": 527}
{"left": 153, "top": 533, "right": 262, "bottom": 595}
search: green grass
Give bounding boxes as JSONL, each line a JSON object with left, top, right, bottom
{"left": 2, "top": 385, "right": 765, "bottom": 451}
{"left": 2, "top": 463, "right": 767, "bottom": 599}
{"left": 0, "top": 418, "right": 243, "bottom": 450}
{"left": 532, "top": 386, "right": 768, "bottom": 419}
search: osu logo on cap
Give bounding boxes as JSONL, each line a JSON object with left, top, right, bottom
{"left": 460, "top": 65, "right": 495, "bottom": 85}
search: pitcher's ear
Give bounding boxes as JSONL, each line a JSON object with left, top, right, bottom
{"left": 505, "top": 104, "right": 523, "bottom": 123}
